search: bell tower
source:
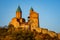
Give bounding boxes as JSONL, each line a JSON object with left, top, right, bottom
{"left": 16, "top": 6, "right": 22, "bottom": 19}
{"left": 28, "top": 7, "right": 39, "bottom": 28}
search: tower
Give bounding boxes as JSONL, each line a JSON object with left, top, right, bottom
{"left": 28, "top": 7, "right": 39, "bottom": 28}
{"left": 16, "top": 6, "right": 22, "bottom": 19}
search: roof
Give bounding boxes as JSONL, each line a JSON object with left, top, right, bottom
{"left": 30, "top": 7, "right": 34, "bottom": 11}
{"left": 16, "top": 6, "right": 22, "bottom": 12}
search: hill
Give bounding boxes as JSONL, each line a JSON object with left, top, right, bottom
{"left": 0, "top": 26, "right": 60, "bottom": 40}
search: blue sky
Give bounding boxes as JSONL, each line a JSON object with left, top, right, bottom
{"left": 0, "top": 0, "right": 60, "bottom": 33}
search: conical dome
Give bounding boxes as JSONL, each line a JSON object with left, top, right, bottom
{"left": 16, "top": 6, "right": 22, "bottom": 12}
{"left": 30, "top": 7, "right": 34, "bottom": 11}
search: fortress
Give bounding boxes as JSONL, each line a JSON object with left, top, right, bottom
{"left": 9, "top": 6, "right": 40, "bottom": 31}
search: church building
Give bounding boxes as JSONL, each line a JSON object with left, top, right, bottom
{"left": 9, "top": 6, "right": 39, "bottom": 30}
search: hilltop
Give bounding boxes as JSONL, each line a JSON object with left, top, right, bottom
{"left": 0, "top": 25, "right": 60, "bottom": 40}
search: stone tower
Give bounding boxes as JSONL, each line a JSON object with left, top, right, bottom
{"left": 28, "top": 7, "right": 39, "bottom": 28}
{"left": 16, "top": 6, "right": 22, "bottom": 19}
{"left": 9, "top": 6, "right": 22, "bottom": 28}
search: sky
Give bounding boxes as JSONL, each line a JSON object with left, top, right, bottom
{"left": 0, "top": 0, "right": 60, "bottom": 33}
